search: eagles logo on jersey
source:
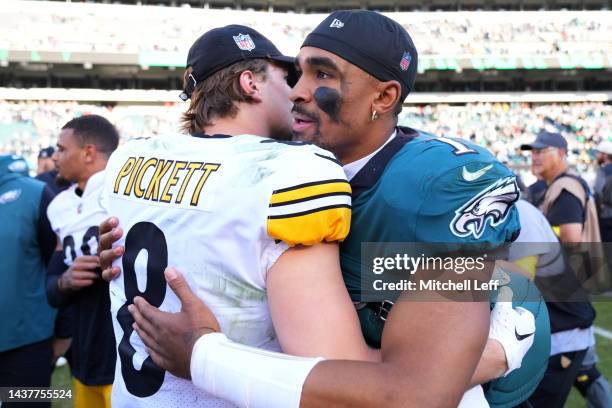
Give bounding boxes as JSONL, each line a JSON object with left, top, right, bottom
{"left": 451, "top": 176, "right": 520, "bottom": 240}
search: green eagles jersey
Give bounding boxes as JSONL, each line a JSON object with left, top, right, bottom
{"left": 341, "top": 127, "right": 549, "bottom": 408}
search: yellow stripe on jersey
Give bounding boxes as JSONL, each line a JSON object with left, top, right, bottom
{"left": 552, "top": 226, "right": 561, "bottom": 237}
{"left": 270, "top": 179, "right": 351, "bottom": 206}
{"left": 514, "top": 255, "right": 538, "bottom": 280}
{"left": 267, "top": 205, "right": 351, "bottom": 246}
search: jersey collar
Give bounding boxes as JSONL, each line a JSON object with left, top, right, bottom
{"left": 343, "top": 130, "right": 397, "bottom": 182}
{"left": 191, "top": 132, "right": 232, "bottom": 139}
{"left": 80, "top": 170, "right": 106, "bottom": 199}
{"left": 348, "top": 126, "right": 418, "bottom": 201}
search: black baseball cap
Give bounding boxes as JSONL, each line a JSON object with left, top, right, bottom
{"left": 180, "top": 25, "right": 295, "bottom": 101}
{"left": 520, "top": 131, "right": 568, "bottom": 151}
{"left": 302, "top": 10, "right": 418, "bottom": 102}
{"left": 38, "top": 146, "right": 54, "bottom": 159}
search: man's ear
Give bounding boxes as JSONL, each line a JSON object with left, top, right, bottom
{"left": 84, "top": 144, "right": 97, "bottom": 163}
{"left": 371, "top": 80, "right": 402, "bottom": 117}
{"left": 238, "top": 70, "right": 263, "bottom": 102}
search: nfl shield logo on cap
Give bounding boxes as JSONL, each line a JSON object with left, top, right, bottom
{"left": 400, "top": 51, "right": 411, "bottom": 71}
{"left": 233, "top": 33, "right": 256, "bottom": 51}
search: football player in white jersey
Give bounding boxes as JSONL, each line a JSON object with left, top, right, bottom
{"left": 45, "top": 115, "right": 119, "bottom": 408}
{"left": 99, "top": 23, "right": 535, "bottom": 408}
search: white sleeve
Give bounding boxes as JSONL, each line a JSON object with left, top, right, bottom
{"left": 191, "top": 333, "right": 323, "bottom": 408}
{"left": 46, "top": 194, "right": 63, "bottom": 235}
{"left": 508, "top": 200, "right": 556, "bottom": 261}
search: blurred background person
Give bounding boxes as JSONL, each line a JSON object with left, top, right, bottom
{"left": 45, "top": 115, "right": 119, "bottom": 408}
{"left": 36, "top": 146, "right": 55, "bottom": 175}
{"left": 522, "top": 131, "right": 599, "bottom": 244}
{"left": 0, "top": 154, "right": 56, "bottom": 408}
{"left": 522, "top": 132, "right": 612, "bottom": 408}
{"left": 508, "top": 199, "right": 608, "bottom": 407}
{"left": 593, "top": 141, "right": 612, "bottom": 242}
{"left": 35, "top": 146, "right": 72, "bottom": 195}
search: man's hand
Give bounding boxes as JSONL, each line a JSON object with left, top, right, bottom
{"left": 129, "top": 267, "right": 220, "bottom": 380}
{"left": 98, "top": 216, "right": 124, "bottom": 282}
{"left": 58, "top": 255, "right": 100, "bottom": 290}
{"left": 488, "top": 286, "right": 536, "bottom": 376}
{"left": 51, "top": 337, "right": 72, "bottom": 366}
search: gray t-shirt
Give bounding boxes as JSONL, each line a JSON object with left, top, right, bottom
{"left": 509, "top": 200, "right": 594, "bottom": 355}
{"left": 508, "top": 200, "right": 564, "bottom": 278}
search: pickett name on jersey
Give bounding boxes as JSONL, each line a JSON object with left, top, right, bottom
{"left": 113, "top": 156, "right": 220, "bottom": 206}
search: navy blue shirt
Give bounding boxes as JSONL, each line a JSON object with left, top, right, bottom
{"left": 546, "top": 189, "right": 585, "bottom": 226}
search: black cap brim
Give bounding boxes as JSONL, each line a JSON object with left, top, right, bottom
{"left": 269, "top": 55, "right": 294, "bottom": 65}
{"left": 269, "top": 55, "right": 298, "bottom": 86}
{"left": 520, "top": 142, "right": 548, "bottom": 151}
{"left": 268, "top": 55, "right": 296, "bottom": 72}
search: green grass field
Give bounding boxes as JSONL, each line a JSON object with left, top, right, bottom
{"left": 50, "top": 363, "right": 72, "bottom": 408}
{"left": 50, "top": 302, "right": 612, "bottom": 408}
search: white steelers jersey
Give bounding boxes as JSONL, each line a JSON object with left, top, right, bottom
{"left": 102, "top": 133, "right": 351, "bottom": 408}
{"left": 47, "top": 170, "right": 107, "bottom": 263}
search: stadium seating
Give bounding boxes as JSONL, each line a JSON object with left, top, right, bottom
{"left": 2, "top": 1, "right": 610, "bottom": 61}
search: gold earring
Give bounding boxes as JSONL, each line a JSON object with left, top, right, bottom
{"left": 371, "top": 110, "right": 378, "bottom": 121}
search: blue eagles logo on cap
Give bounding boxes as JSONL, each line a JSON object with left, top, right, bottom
{"left": 233, "top": 34, "right": 255, "bottom": 52}
{"left": 450, "top": 177, "right": 519, "bottom": 239}
{"left": 400, "top": 51, "right": 411, "bottom": 71}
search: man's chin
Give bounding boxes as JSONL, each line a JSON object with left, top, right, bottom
{"left": 55, "top": 173, "right": 71, "bottom": 185}
{"left": 291, "top": 130, "right": 303, "bottom": 141}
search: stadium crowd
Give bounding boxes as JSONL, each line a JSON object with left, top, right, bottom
{"left": 2, "top": 1, "right": 610, "bottom": 58}
{"left": 399, "top": 102, "right": 612, "bottom": 167}
{"left": 0, "top": 101, "right": 182, "bottom": 168}
{"left": 2, "top": 100, "right": 609, "bottom": 175}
